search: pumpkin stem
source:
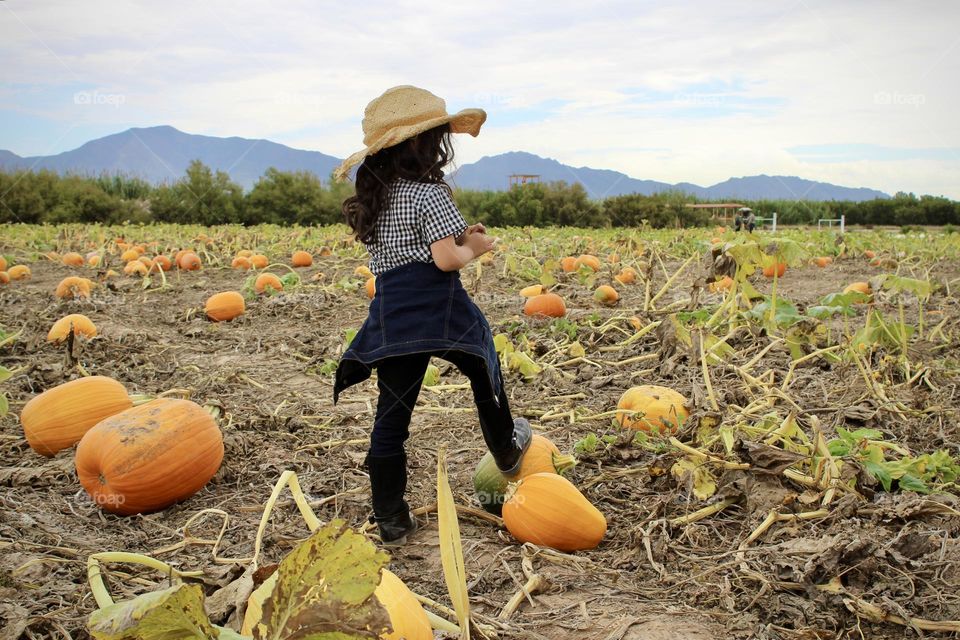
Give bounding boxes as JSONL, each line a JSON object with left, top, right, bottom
{"left": 552, "top": 453, "right": 578, "bottom": 475}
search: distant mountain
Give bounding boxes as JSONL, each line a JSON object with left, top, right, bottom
{"left": 451, "top": 152, "right": 889, "bottom": 201}
{"left": 0, "top": 126, "right": 341, "bottom": 190}
{"left": 0, "top": 126, "right": 890, "bottom": 200}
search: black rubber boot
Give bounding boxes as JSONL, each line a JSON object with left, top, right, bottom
{"left": 493, "top": 417, "right": 533, "bottom": 478}
{"left": 366, "top": 453, "right": 418, "bottom": 546}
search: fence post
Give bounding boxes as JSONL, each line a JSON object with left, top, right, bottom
{"left": 771, "top": 212, "right": 777, "bottom": 232}
{"left": 840, "top": 215, "right": 845, "bottom": 234}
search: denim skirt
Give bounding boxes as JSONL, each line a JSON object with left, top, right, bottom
{"left": 333, "top": 261, "right": 503, "bottom": 405}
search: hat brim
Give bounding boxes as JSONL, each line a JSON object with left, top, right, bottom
{"left": 333, "top": 108, "right": 486, "bottom": 182}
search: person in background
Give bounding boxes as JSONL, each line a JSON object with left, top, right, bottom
{"left": 746, "top": 209, "right": 757, "bottom": 232}
{"left": 734, "top": 210, "right": 743, "bottom": 232}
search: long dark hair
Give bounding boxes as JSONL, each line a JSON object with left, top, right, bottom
{"left": 342, "top": 124, "right": 454, "bottom": 243}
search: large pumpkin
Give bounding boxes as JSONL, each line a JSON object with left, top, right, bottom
{"left": 473, "top": 434, "right": 576, "bottom": 515}
{"left": 20, "top": 376, "right": 132, "bottom": 457}
{"left": 55, "top": 276, "right": 93, "bottom": 299}
{"left": 254, "top": 273, "right": 283, "bottom": 294}
{"left": 291, "top": 250, "right": 313, "bottom": 267}
{"left": 205, "top": 291, "right": 245, "bottom": 321}
{"left": 523, "top": 293, "right": 566, "bottom": 318}
{"left": 242, "top": 568, "right": 431, "bottom": 639}
{"left": 48, "top": 313, "right": 98, "bottom": 343}
{"left": 75, "top": 398, "right": 223, "bottom": 515}
{"left": 502, "top": 473, "right": 606, "bottom": 552}
{"left": 615, "top": 385, "right": 689, "bottom": 432}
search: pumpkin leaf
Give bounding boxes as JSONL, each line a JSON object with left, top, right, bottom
{"left": 882, "top": 275, "right": 932, "bottom": 299}
{"left": 0, "top": 365, "right": 11, "bottom": 383}
{"left": 423, "top": 364, "right": 441, "bottom": 387}
{"left": 493, "top": 333, "right": 513, "bottom": 355}
{"left": 670, "top": 457, "right": 717, "bottom": 500}
{"left": 254, "top": 519, "right": 390, "bottom": 640}
{"left": 568, "top": 341, "right": 586, "bottom": 358}
{"left": 88, "top": 583, "right": 216, "bottom": 640}
{"left": 862, "top": 459, "right": 893, "bottom": 492}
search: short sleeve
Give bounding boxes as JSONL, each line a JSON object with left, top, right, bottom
{"left": 420, "top": 184, "right": 468, "bottom": 246}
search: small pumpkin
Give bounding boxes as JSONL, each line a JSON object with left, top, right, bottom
{"left": 231, "top": 256, "right": 253, "bottom": 270}
{"left": 0, "top": 255, "right": 6, "bottom": 271}
{"left": 87, "top": 254, "right": 101, "bottom": 267}
{"left": 365, "top": 276, "right": 376, "bottom": 299}
{"left": 593, "top": 284, "right": 619, "bottom": 305}
{"left": 524, "top": 293, "right": 566, "bottom": 318}
{"left": 291, "top": 250, "right": 313, "bottom": 267}
{"left": 120, "top": 248, "right": 140, "bottom": 263}
{"left": 152, "top": 255, "right": 173, "bottom": 271}
{"left": 863, "top": 250, "right": 876, "bottom": 259}
{"left": 0, "top": 271, "right": 9, "bottom": 285}
{"left": 616, "top": 385, "right": 689, "bottom": 433}
{"left": 813, "top": 256, "right": 833, "bottom": 268}
{"left": 249, "top": 254, "right": 269, "bottom": 269}
{"left": 55, "top": 276, "right": 93, "bottom": 299}
{"left": 8, "top": 265, "right": 31, "bottom": 280}
{"left": 762, "top": 261, "right": 787, "bottom": 278}
{"left": 843, "top": 282, "right": 872, "bottom": 302}
{"left": 502, "top": 473, "right": 606, "bottom": 552}
{"left": 614, "top": 267, "right": 636, "bottom": 284}
{"left": 708, "top": 276, "right": 734, "bottom": 293}
{"left": 62, "top": 252, "right": 85, "bottom": 267}
{"left": 355, "top": 264, "right": 373, "bottom": 278}
{"left": 48, "top": 313, "right": 97, "bottom": 343}
{"left": 178, "top": 251, "right": 202, "bottom": 271}
{"left": 574, "top": 254, "right": 601, "bottom": 271}
{"left": 474, "top": 434, "right": 576, "bottom": 515}
{"left": 75, "top": 398, "right": 224, "bottom": 515}
{"left": 236, "top": 249, "right": 253, "bottom": 258}
{"left": 20, "top": 376, "right": 132, "bottom": 457}
{"left": 205, "top": 291, "right": 245, "bottom": 321}
{"left": 123, "top": 260, "right": 148, "bottom": 276}
{"left": 254, "top": 273, "right": 283, "bottom": 295}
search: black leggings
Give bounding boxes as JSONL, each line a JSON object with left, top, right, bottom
{"left": 370, "top": 352, "right": 515, "bottom": 457}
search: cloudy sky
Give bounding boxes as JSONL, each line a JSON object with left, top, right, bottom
{"left": 2, "top": 0, "right": 959, "bottom": 197}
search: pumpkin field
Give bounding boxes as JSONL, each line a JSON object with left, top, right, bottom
{"left": 2, "top": 222, "right": 960, "bottom": 639}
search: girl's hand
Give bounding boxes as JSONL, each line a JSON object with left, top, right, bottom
{"left": 465, "top": 229, "right": 496, "bottom": 257}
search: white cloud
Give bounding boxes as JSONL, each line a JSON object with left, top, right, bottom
{"left": 1, "top": 0, "right": 958, "bottom": 196}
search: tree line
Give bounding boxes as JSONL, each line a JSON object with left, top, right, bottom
{"left": 1, "top": 161, "right": 958, "bottom": 229}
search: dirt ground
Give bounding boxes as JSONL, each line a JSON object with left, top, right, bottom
{"left": 1, "top": 243, "right": 960, "bottom": 639}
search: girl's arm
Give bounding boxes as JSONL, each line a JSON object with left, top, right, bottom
{"left": 431, "top": 229, "right": 495, "bottom": 272}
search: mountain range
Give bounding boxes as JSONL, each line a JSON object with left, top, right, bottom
{"left": 0, "top": 126, "right": 890, "bottom": 201}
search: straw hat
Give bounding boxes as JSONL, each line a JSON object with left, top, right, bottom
{"left": 333, "top": 85, "right": 487, "bottom": 182}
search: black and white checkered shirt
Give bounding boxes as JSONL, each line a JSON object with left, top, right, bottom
{"left": 366, "top": 178, "right": 468, "bottom": 276}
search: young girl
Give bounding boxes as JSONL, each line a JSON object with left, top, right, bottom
{"left": 332, "top": 85, "right": 532, "bottom": 546}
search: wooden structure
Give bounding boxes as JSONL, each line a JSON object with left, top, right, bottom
{"left": 684, "top": 203, "right": 746, "bottom": 223}
{"left": 509, "top": 174, "right": 541, "bottom": 188}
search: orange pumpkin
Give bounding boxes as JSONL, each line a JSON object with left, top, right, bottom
{"left": 87, "top": 254, "right": 102, "bottom": 267}
{"left": 762, "top": 261, "right": 787, "bottom": 278}
{"left": 120, "top": 248, "right": 140, "bottom": 263}
{"left": 48, "top": 313, "right": 97, "bottom": 343}
{"left": 614, "top": 267, "right": 637, "bottom": 285}
{"left": 502, "top": 473, "right": 606, "bottom": 552}
{"left": 254, "top": 273, "right": 283, "bottom": 294}
{"left": 0, "top": 271, "right": 9, "bottom": 285}
{"left": 560, "top": 256, "right": 578, "bottom": 272}
{"left": 178, "top": 251, "right": 202, "bottom": 271}
{"left": 55, "top": 276, "right": 93, "bottom": 299}
{"left": 574, "top": 254, "right": 601, "bottom": 271}
{"left": 593, "top": 284, "right": 619, "bottom": 305}
{"left": 123, "top": 260, "right": 148, "bottom": 276}
{"left": 519, "top": 284, "right": 543, "bottom": 298}
{"left": 75, "top": 398, "right": 224, "bottom": 515}
{"left": 813, "top": 256, "right": 833, "bottom": 268}
{"left": 292, "top": 250, "right": 313, "bottom": 267}
{"left": 236, "top": 249, "right": 253, "bottom": 258}
{"left": 205, "top": 291, "right": 245, "bottom": 321}
{"left": 473, "top": 434, "right": 576, "bottom": 514}
{"left": 0, "top": 255, "right": 6, "bottom": 271}
{"left": 844, "top": 282, "right": 872, "bottom": 302}
{"left": 708, "top": 276, "right": 734, "bottom": 293}
{"left": 152, "top": 255, "right": 173, "bottom": 272}
{"left": 523, "top": 293, "right": 566, "bottom": 318}
{"left": 249, "top": 254, "right": 269, "bottom": 269}
{"left": 864, "top": 250, "right": 876, "bottom": 259}
{"left": 21, "top": 376, "right": 132, "bottom": 457}
{"left": 231, "top": 256, "right": 253, "bottom": 270}
{"left": 355, "top": 265, "right": 373, "bottom": 278}
{"left": 616, "top": 385, "right": 689, "bottom": 432}
{"left": 365, "top": 276, "right": 376, "bottom": 299}
{"left": 62, "top": 252, "right": 84, "bottom": 267}
{"left": 8, "top": 265, "right": 31, "bottom": 280}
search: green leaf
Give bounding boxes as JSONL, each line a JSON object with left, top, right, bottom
{"left": 0, "top": 366, "right": 11, "bottom": 384}
{"left": 507, "top": 351, "right": 542, "bottom": 380}
{"left": 280, "top": 273, "right": 301, "bottom": 287}
{"left": 882, "top": 275, "right": 932, "bottom": 299}
{"left": 574, "top": 433, "right": 600, "bottom": 454}
{"left": 256, "top": 519, "right": 390, "bottom": 640}
{"left": 863, "top": 460, "right": 893, "bottom": 492}
{"left": 88, "top": 583, "right": 216, "bottom": 640}
{"left": 493, "top": 333, "right": 513, "bottom": 355}
{"left": 0, "top": 393, "right": 7, "bottom": 418}
{"left": 423, "top": 364, "right": 441, "bottom": 387}
{"left": 343, "top": 328, "right": 358, "bottom": 350}
{"left": 895, "top": 473, "right": 929, "bottom": 494}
